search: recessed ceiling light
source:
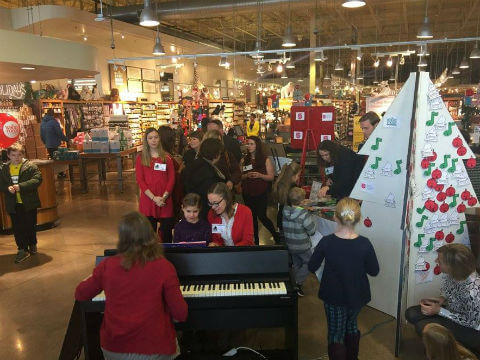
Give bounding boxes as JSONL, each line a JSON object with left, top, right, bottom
{"left": 30, "top": 80, "right": 36, "bottom": 83}
{"left": 21, "top": 67, "right": 35, "bottom": 70}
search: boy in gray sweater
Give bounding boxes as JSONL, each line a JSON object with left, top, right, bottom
{"left": 283, "top": 187, "right": 316, "bottom": 296}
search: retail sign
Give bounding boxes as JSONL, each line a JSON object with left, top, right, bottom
{"left": 293, "top": 131, "right": 303, "bottom": 140}
{"left": 0, "top": 82, "right": 25, "bottom": 100}
{"left": 295, "top": 112, "right": 305, "bottom": 121}
{"left": 321, "top": 134, "right": 332, "bottom": 141}
{"left": 322, "top": 112, "right": 333, "bottom": 121}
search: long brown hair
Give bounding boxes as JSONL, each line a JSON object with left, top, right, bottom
{"left": 117, "top": 211, "right": 163, "bottom": 270}
{"left": 158, "top": 125, "right": 176, "bottom": 155}
{"left": 245, "top": 136, "right": 266, "bottom": 166}
{"left": 317, "top": 140, "right": 343, "bottom": 166}
{"left": 141, "top": 127, "right": 166, "bottom": 166}
{"left": 437, "top": 244, "right": 477, "bottom": 281}
{"left": 208, "top": 182, "right": 235, "bottom": 218}
{"left": 423, "top": 323, "right": 478, "bottom": 360}
{"left": 273, "top": 161, "right": 301, "bottom": 205}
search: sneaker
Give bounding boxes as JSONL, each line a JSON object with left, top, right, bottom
{"left": 29, "top": 244, "right": 37, "bottom": 255}
{"left": 296, "top": 284, "right": 305, "bottom": 297}
{"left": 14, "top": 250, "right": 31, "bottom": 264}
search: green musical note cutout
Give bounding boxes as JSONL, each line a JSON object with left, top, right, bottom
{"left": 370, "top": 157, "right": 382, "bottom": 169}
{"left": 424, "top": 162, "right": 435, "bottom": 176}
{"left": 414, "top": 234, "right": 425, "bottom": 248}
{"left": 456, "top": 220, "right": 467, "bottom": 234}
{"left": 371, "top": 137, "right": 382, "bottom": 150}
{"left": 443, "top": 122, "right": 455, "bottom": 136}
{"left": 426, "top": 238, "right": 435, "bottom": 251}
{"left": 447, "top": 158, "right": 458, "bottom": 173}
{"left": 416, "top": 215, "right": 428, "bottom": 227}
{"left": 417, "top": 206, "right": 426, "bottom": 214}
{"left": 449, "top": 194, "right": 459, "bottom": 208}
{"left": 394, "top": 159, "right": 403, "bottom": 175}
{"left": 426, "top": 111, "right": 438, "bottom": 126}
{"left": 439, "top": 154, "right": 451, "bottom": 169}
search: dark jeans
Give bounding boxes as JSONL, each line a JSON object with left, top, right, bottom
{"left": 277, "top": 204, "right": 284, "bottom": 231}
{"left": 243, "top": 192, "right": 277, "bottom": 245}
{"left": 147, "top": 216, "right": 174, "bottom": 243}
{"left": 10, "top": 203, "right": 37, "bottom": 251}
{"left": 405, "top": 305, "right": 480, "bottom": 354}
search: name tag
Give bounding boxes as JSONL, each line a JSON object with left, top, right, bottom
{"left": 212, "top": 224, "right": 226, "bottom": 234}
{"left": 325, "top": 166, "right": 334, "bottom": 175}
{"left": 243, "top": 164, "right": 253, "bottom": 172}
{"left": 154, "top": 163, "right": 167, "bottom": 171}
{"left": 11, "top": 175, "right": 18, "bottom": 184}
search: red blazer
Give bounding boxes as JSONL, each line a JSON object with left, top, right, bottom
{"left": 75, "top": 255, "right": 188, "bottom": 355}
{"left": 136, "top": 154, "right": 175, "bottom": 218}
{"left": 208, "top": 203, "right": 255, "bottom": 246}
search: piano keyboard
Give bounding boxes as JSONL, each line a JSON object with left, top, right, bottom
{"left": 180, "top": 281, "right": 287, "bottom": 298}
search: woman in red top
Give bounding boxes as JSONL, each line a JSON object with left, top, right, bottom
{"left": 241, "top": 136, "right": 279, "bottom": 245}
{"left": 75, "top": 211, "right": 188, "bottom": 360}
{"left": 207, "top": 182, "right": 254, "bottom": 246}
{"left": 136, "top": 128, "right": 175, "bottom": 242}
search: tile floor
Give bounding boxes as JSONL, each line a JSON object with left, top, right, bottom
{"left": 0, "top": 171, "right": 425, "bottom": 359}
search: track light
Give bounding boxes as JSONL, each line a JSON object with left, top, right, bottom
{"left": 386, "top": 56, "right": 393, "bottom": 67}
{"left": 140, "top": 0, "right": 159, "bottom": 27}
{"left": 282, "top": 25, "right": 296, "bottom": 48}
{"left": 399, "top": 55, "right": 405, "bottom": 65}
{"left": 276, "top": 63, "right": 284, "bottom": 73}
{"left": 342, "top": 0, "right": 366, "bottom": 8}
{"left": 373, "top": 58, "right": 380, "bottom": 67}
{"left": 356, "top": 49, "right": 363, "bottom": 61}
{"left": 286, "top": 61, "right": 295, "bottom": 69}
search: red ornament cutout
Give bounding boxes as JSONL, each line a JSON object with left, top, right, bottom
{"left": 364, "top": 217, "right": 372, "bottom": 228}
{"left": 457, "top": 146, "right": 467, "bottom": 156}
{"left": 445, "top": 232, "right": 455, "bottom": 243}
{"left": 466, "top": 157, "right": 477, "bottom": 168}
{"left": 432, "top": 169, "right": 442, "bottom": 180}
{"left": 436, "top": 192, "right": 447, "bottom": 202}
{"left": 457, "top": 203, "right": 466, "bottom": 213}
{"left": 425, "top": 200, "right": 438, "bottom": 212}
{"left": 427, "top": 178, "right": 437, "bottom": 189}
{"left": 461, "top": 190, "right": 471, "bottom": 201}
{"left": 452, "top": 136, "right": 463, "bottom": 148}
{"left": 434, "top": 265, "right": 441, "bottom": 275}
{"left": 427, "top": 151, "right": 438, "bottom": 162}
{"left": 445, "top": 185, "right": 456, "bottom": 197}
{"left": 468, "top": 197, "right": 478, "bottom": 206}
{"left": 424, "top": 262, "right": 430, "bottom": 271}
{"left": 434, "top": 184, "right": 445, "bottom": 192}
{"left": 435, "top": 230, "right": 444, "bottom": 240}
{"left": 421, "top": 159, "right": 431, "bottom": 169}
{"left": 439, "top": 202, "right": 450, "bottom": 213}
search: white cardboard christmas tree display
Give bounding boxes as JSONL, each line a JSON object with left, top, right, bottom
{"left": 350, "top": 72, "right": 479, "bottom": 318}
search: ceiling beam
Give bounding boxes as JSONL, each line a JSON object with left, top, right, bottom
{"left": 366, "top": 3, "right": 381, "bottom": 36}
{"left": 402, "top": 0, "right": 408, "bottom": 35}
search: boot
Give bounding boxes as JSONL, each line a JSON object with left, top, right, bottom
{"left": 328, "top": 343, "right": 347, "bottom": 360}
{"left": 344, "top": 331, "right": 361, "bottom": 360}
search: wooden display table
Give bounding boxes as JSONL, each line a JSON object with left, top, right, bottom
{"left": 79, "top": 147, "right": 140, "bottom": 193}
{"left": 0, "top": 159, "right": 58, "bottom": 230}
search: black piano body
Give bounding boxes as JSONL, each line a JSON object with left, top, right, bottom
{"left": 65, "top": 246, "right": 298, "bottom": 360}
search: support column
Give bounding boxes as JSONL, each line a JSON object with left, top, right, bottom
{"left": 309, "top": 14, "right": 316, "bottom": 94}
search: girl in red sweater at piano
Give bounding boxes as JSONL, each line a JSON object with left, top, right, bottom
{"left": 207, "top": 182, "right": 255, "bottom": 246}
{"left": 136, "top": 127, "right": 175, "bottom": 242}
{"left": 75, "top": 211, "right": 188, "bottom": 360}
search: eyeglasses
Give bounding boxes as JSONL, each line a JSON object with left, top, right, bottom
{"left": 208, "top": 198, "right": 224, "bottom": 207}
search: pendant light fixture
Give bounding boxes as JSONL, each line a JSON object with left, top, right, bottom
{"left": 152, "top": 26, "right": 165, "bottom": 55}
{"left": 356, "top": 49, "right": 363, "bottom": 61}
{"left": 471, "top": 16, "right": 480, "bottom": 58}
{"left": 140, "top": 0, "right": 159, "bottom": 27}
{"left": 373, "top": 57, "right": 380, "bottom": 67}
{"left": 342, "top": 0, "right": 366, "bottom": 8}
{"left": 323, "top": 69, "right": 331, "bottom": 80}
{"left": 417, "top": 0, "right": 433, "bottom": 39}
{"left": 281, "top": 71, "right": 288, "bottom": 79}
{"left": 282, "top": 0, "right": 296, "bottom": 47}
{"left": 373, "top": 68, "right": 378, "bottom": 84}
{"left": 286, "top": 54, "right": 295, "bottom": 69}
{"left": 95, "top": 0, "right": 105, "bottom": 22}
{"left": 256, "top": 64, "right": 265, "bottom": 74}
{"left": 252, "top": 3, "right": 264, "bottom": 59}
{"left": 219, "top": 56, "right": 230, "bottom": 68}
{"left": 386, "top": 56, "right": 393, "bottom": 67}
{"left": 314, "top": 50, "right": 327, "bottom": 62}
{"left": 418, "top": 56, "right": 428, "bottom": 67}
{"left": 251, "top": 40, "right": 264, "bottom": 59}
{"left": 334, "top": 59, "right": 343, "bottom": 71}
{"left": 452, "top": 48, "right": 461, "bottom": 74}
{"left": 459, "top": 43, "right": 470, "bottom": 68}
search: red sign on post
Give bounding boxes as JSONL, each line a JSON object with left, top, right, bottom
{"left": 0, "top": 113, "right": 20, "bottom": 149}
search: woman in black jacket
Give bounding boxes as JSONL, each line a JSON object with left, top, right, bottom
{"left": 316, "top": 140, "right": 364, "bottom": 200}
{"left": 0, "top": 143, "right": 42, "bottom": 263}
{"left": 182, "top": 138, "right": 225, "bottom": 219}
